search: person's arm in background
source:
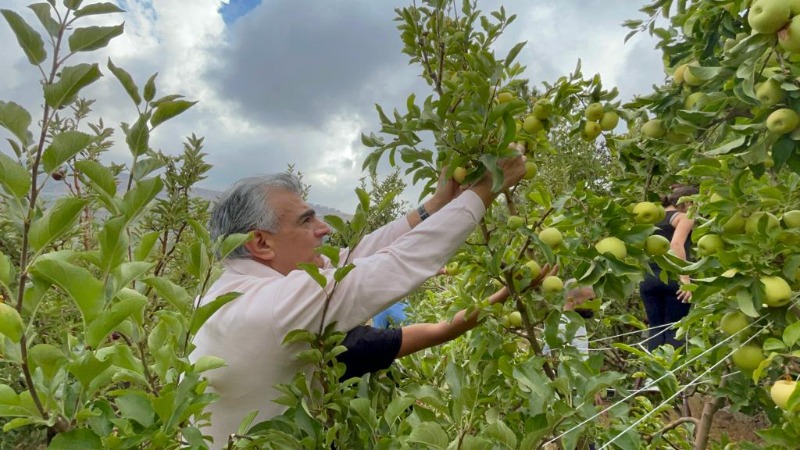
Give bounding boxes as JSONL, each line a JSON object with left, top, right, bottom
{"left": 670, "top": 213, "right": 695, "bottom": 302}
{"left": 396, "top": 264, "right": 556, "bottom": 358}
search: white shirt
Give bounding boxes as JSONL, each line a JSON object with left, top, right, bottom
{"left": 189, "top": 191, "right": 485, "bottom": 447}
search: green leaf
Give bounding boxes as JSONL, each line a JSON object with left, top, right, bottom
{"left": 30, "top": 259, "right": 104, "bottom": 323}
{"left": 0, "top": 252, "right": 13, "bottom": 289}
{"left": 185, "top": 242, "right": 209, "bottom": 278}
{"left": 28, "top": 3, "right": 60, "bottom": 37}
{"left": 44, "top": 63, "right": 102, "bottom": 109}
{"left": 143, "top": 73, "right": 157, "bottom": 102}
{"left": 43, "top": 130, "right": 92, "bottom": 173}
{"left": 125, "top": 113, "right": 150, "bottom": 157}
{"left": 113, "top": 262, "right": 153, "bottom": 291}
{"left": 334, "top": 264, "right": 355, "bottom": 282}
{"left": 218, "top": 233, "right": 251, "bottom": 260}
{"left": 407, "top": 422, "right": 448, "bottom": 449}
{"left": 0, "top": 383, "right": 20, "bottom": 405}
{"left": 133, "top": 230, "right": 160, "bottom": 261}
{"left": 299, "top": 263, "right": 328, "bottom": 289}
{"left": 384, "top": 396, "right": 414, "bottom": 428}
{"left": 97, "top": 217, "right": 128, "bottom": 273}
{"left": 484, "top": 421, "right": 517, "bottom": 449}
{"left": 0, "top": 101, "right": 33, "bottom": 146}
{"left": 783, "top": 321, "right": 800, "bottom": 348}
{"left": 0, "top": 148, "right": 31, "bottom": 199}
{"left": 68, "top": 24, "right": 124, "bottom": 53}
{"left": 29, "top": 197, "right": 88, "bottom": 252}
{"left": 504, "top": 41, "right": 526, "bottom": 67}
{"left": 48, "top": 428, "right": 102, "bottom": 450}
{"left": 1, "top": 9, "right": 46, "bottom": 65}
{"left": 74, "top": 159, "right": 117, "bottom": 197}
{"left": 194, "top": 355, "right": 226, "bottom": 373}
{"left": 114, "top": 393, "right": 154, "bottom": 428}
{"left": 107, "top": 59, "right": 141, "bottom": 106}
{"left": 0, "top": 303, "right": 24, "bottom": 343}
{"left": 142, "top": 277, "right": 190, "bottom": 313}
{"left": 356, "top": 187, "right": 370, "bottom": 212}
{"left": 189, "top": 292, "right": 240, "bottom": 335}
{"left": 28, "top": 343, "right": 67, "bottom": 378}
{"left": 121, "top": 176, "right": 163, "bottom": 223}
{"left": 150, "top": 100, "right": 197, "bottom": 128}
{"left": 74, "top": 2, "right": 125, "bottom": 17}
{"left": 86, "top": 290, "right": 147, "bottom": 348}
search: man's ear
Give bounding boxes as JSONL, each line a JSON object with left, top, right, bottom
{"left": 244, "top": 230, "right": 275, "bottom": 262}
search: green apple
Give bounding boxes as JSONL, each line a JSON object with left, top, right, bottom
{"left": 522, "top": 115, "right": 544, "bottom": 133}
{"left": 748, "top": 0, "right": 791, "bottom": 34}
{"left": 444, "top": 262, "right": 461, "bottom": 276}
{"left": 766, "top": 108, "right": 800, "bottom": 134}
{"left": 761, "top": 275, "right": 792, "bottom": 307}
{"left": 731, "top": 344, "right": 764, "bottom": 371}
{"left": 541, "top": 276, "right": 564, "bottom": 294}
{"left": 756, "top": 79, "right": 786, "bottom": 107}
{"left": 523, "top": 260, "right": 541, "bottom": 279}
{"left": 633, "top": 202, "right": 662, "bottom": 224}
{"left": 595, "top": 237, "right": 627, "bottom": 259}
{"left": 497, "top": 92, "right": 514, "bottom": 104}
{"left": 600, "top": 111, "right": 620, "bottom": 131}
{"left": 770, "top": 380, "right": 798, "bottom": 410}
{"left": 508, "top": 311, "right": 523, "bottom": 328}
{"left": 684, "top": 92, "right": 706, "bottom": 109}
{"left": 538, "top": 227, "right": 563, "bottom": 249}
{"left": 683, "top": 64, "right": 703, "bottom": 86}
{"left": 533, "top": 99, "right": 553, "bottom": 119}
{"left": 783, "top": 210, "right": 800, "bottom": 228}
{"left": 582, "top": 121, "right": 602, "bottom": 141}
{"left": 666, "top": 132, "right": 691, "bottom": 144}
{"left": 696, "top": 234, "right": 724, "bottom": 256}
{"left": 719, "top": 311, "right": 749, "bottom": 335}
{"left": 723, "top": 37, "right": 737, "bottom": 51}
{"left": 585, "top": 102, "right": 605, "bottom": 121}
{"left": 453, "top": 166, "right": 468, "bottom": 184}
{"left": 642, "top": 119, "right": 667, "bottom": 139}
{"left": 644, "top": 235, "right": 671, "bottom": 256}
{"left": 791, "top": 0, "right": 800, "bottom": 15}
{"left": 507, "top": 215, "right": 525, "bottom": 230}
{"left": 721, "top": 210, "right": 746, "bottom": 235}
{"left": 524, "top": 161, "right": 538, "bottom": 180}
{"left": 745, "top": 211, "right": 780, "bottom": 234}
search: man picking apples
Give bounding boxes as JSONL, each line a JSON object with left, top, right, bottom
{"left": 190, "top": 155, "right": 527, "bottom": 447}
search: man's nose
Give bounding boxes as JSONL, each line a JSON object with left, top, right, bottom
{"left": 317, "top": 221, "right": 331, "bottom": 236}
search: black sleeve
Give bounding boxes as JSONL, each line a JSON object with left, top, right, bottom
{"left": 338, "top": 325, "right": 403, "bottom": 380}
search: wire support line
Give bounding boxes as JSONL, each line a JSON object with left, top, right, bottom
{"left": 596, "top": 330, "right": 763, "bottom": 450}
{"left": 588, "top": 321, "right": 679, "bottom": 344}
{"left": 539, "top": 315, "right": 767, "bottom": 449}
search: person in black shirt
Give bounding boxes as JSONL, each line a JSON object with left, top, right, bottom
{"left": 639, "top": 185, "right": 698, "bottom": 351}
{"left": 338, "top": 264, "right": 557, "bottom": 380}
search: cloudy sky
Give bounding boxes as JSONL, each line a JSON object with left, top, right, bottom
{"left": 0, "top": 0, "right": 664, "bottom": 213}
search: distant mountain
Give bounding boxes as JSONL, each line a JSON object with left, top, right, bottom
{"left": 39, "top": 173, "right": 353, "bottom": 220}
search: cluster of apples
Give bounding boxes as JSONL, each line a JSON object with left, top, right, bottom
{"left": 581, "top": 102, "right": 619, "bottom": 142}
{"left": 520, "top": 98, "right": 554, "bottom": 135}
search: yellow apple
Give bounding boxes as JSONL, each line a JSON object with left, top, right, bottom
{"left": 673, "top": 63, "right": 688, "bottom": 85}
{"left": 453, "top": 166, "right": 468, "bottom": 184}
{"left": 582, "top": 121, "right": 602, "bottom": 141}
{"left": 756, "top": 79, "right": 786, "bottom": 106}
{"left": 600, "top": 111, "right": 620, "bottom": 131}
{"left": 541, "top": 276, "right": 564, "bottom": 294}
{"left": 683, "top": 64, "right": 703, "bottom": 86}
{"left": 719, "top": 311, "right": 749, "bottom": 335}
{"left": 522, "top": 115, "right": 544, "bottom": 133}
{"left": 748, "top": 0, "right": 791, "bottom": 34}
{"left": 770, "top": 380, "right": 798, "bottom": 410}
{"left": 585, "top": 102, "right": 605, "bottom": 121}
{"left": 595, "top": 237, "right": 627, "bottom": 259}
{"left": 523, "top": 260, "right": 541, "bottom": 279}
{"left": 508, "top": 311, "right": 523, "bottom": 328}
{"left": 497, "top": 92, "right": 514, "bottom": 104}
{"left": 538, "top": 227, "right": 563, "bottom": 249}
{"left": 766, "top": 108, "right": 800, "bottom": 135}
{"left": 633, "top": 202, "right": 662, "bottom": 224}
{"left": 696, "top": 234, "right": 724, "bottom": 256}
{"left": 731, "top": 344, "right": 764, "bottom": 371}
{"left": 684, "top": 92, "right": 706, "bottom": 109}
{"left": 761, "top": 275, "right": 792, "bottom": 307}
{"left": 783, "top": 210, "right": 800, "bottom": 228}
{"left": 524, "top": 161, "right": 538, "bottom": 180}
{"left": 644, "top": 235, "right": 671, "bottom": 256}
{"left": 642, "top": 119, "right": 667, "bottom": 139}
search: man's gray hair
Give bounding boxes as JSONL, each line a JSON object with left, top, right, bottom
{"left": 210, "top": 173, "right": 304, "bottom": 259}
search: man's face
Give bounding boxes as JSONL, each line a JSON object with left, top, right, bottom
{"left": 264, "top": 189, "right": 331, "bottom": 275}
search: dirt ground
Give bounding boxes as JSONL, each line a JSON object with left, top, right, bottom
{"left": 685, "top": 394, "right": 768, "bottom": 446}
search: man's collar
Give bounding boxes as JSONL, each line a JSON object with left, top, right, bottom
{"left": 224, "top": 258, "right": 282, "bottom": 278}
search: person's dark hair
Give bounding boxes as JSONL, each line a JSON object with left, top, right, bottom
{"left": 209, "top": 174, "right": 304, "bottom": 259}
{"left": 661, "top": 185, "right": 699, "bottom": 207}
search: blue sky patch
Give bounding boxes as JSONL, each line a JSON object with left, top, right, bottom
{"left": 220, "top": 0, "right": 262, "bottom": 25}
